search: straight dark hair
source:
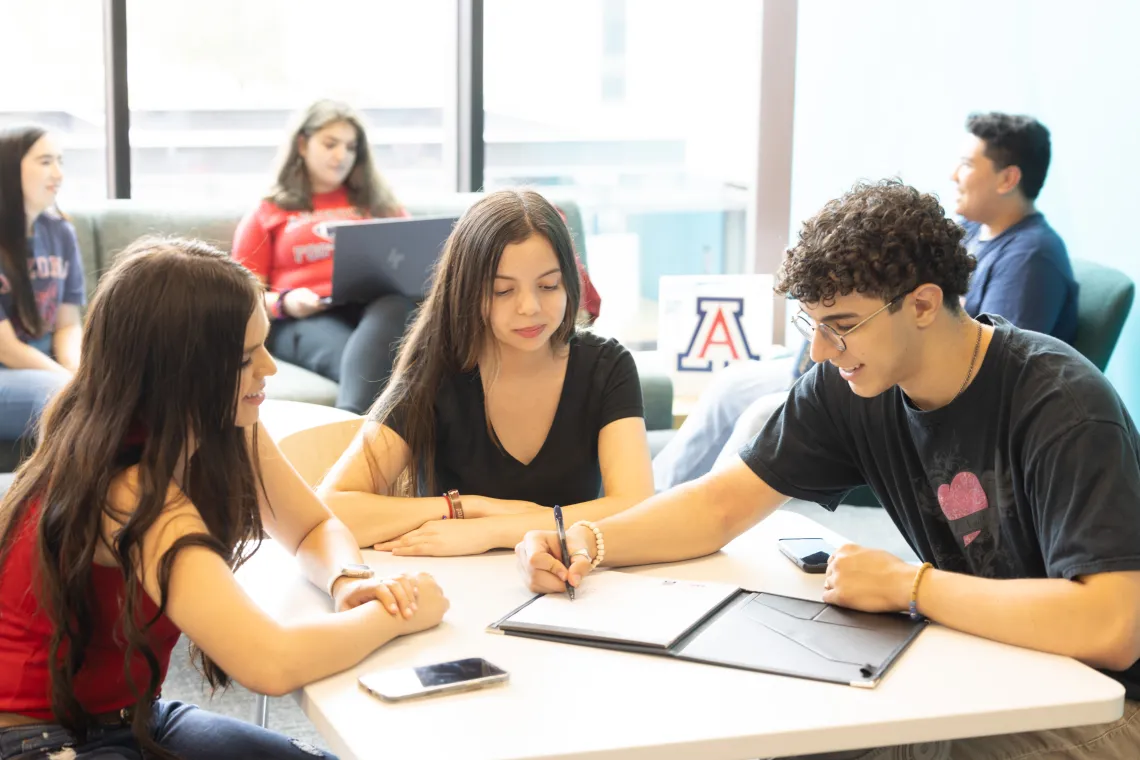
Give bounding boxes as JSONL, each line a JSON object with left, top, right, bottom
{"left": 367, "top": 189, "right": 582, "bottom": 496}
{"left": 0, "top": 124, "right": 49, "bottom": 337}
{"left": 267, "top": 99, "right": 401, "bottom": 217}
{"left": 0, "top": 237, "right": 267, "bottom": 759}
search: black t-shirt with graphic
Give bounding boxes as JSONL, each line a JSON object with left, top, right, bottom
{"left": 385, "top": 331, "right": 643, "bottom": 506}
{"left": 741, "top": 315, "right": 1140, "bottom": 695}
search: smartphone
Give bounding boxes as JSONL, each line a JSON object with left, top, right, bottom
{"left": 778, "top": 537, "right": 835, "bottom": 574}
{"left": 358, "top": 657, "right": 509, "bottom": 702}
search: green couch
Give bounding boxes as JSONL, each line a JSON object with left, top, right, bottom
{"left": 0, "top": 194, "right": 673, "bottom": 474}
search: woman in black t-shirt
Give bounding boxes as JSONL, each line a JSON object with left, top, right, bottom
{"left": 319, "top": 190, "right": 653, "bottom": 556}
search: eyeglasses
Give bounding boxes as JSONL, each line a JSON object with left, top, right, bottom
{"left": 790, "top": 294, "right": 905, "bottom": 352}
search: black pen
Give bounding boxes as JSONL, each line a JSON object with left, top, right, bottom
{"left": 553, "top": 504, "right": 575, "bottom": 601}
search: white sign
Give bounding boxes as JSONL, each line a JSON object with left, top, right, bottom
{"left": 658, "top": 275, "right": 775, "bottom": 398}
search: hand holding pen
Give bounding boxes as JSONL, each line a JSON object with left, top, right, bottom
{"left": 553, "top": 505, "right": 575, "bottom": 601}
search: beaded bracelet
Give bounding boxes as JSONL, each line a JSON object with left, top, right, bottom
{"left": 910, "top": 562, "right": 933, "bottom": 620}
{"left": 569, "top": 520, "right": 605, "bottom": 568}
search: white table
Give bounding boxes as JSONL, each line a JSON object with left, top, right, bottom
{"left": 237, "top": 510, "right": 1125, "bottom": 760}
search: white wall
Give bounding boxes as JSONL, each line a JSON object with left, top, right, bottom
{"left": 791, "top": 0, "right": 1140, "bottom": 412}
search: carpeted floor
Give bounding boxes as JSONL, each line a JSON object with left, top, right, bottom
{"left": 161, "top": 638, "right": 326, "bottom": 747}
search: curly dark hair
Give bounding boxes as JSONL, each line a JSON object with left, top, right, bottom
{"left": 776, "top": 179, "right": 976, "bottom": 310}
{"left": 967, "top": 112, "right": 1051, "bottom": 200}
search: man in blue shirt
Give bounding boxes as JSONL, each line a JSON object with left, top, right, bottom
{"left": 653, "top": 112, "right": 1078, "bottom": 490}
{"left": 957, "top": 112, "right": 1077, "bottom": 343}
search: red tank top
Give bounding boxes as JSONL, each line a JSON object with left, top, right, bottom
{"left": 0, "top": 499, "right": 182, "bottom": 720}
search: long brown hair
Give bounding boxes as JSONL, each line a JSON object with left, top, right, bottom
{"left": 0, "top": 237, "right": 266, "bottom": 758}
{"left": 367, "top": 189, "right": 582, "bottom": 496}
{"left": 0, "top": 124, "right": 50, "bottom": 337}
{"left": 267, "top": 99, "right": 401, "bottom": 217}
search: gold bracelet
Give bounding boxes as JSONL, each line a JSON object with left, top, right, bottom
{"left": 909, "top": 562, "right": 933, "bottom": 620}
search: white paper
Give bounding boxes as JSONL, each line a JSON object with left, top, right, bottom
{"left": 503, "top": 572, "right": 740, "bottom": 648}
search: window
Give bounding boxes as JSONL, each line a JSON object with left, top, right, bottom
{"left": 484, "top": 0, "right": 762, "bottom": 348}
{"left": 0, "top": 0, "right": 108, "bottom": 205}
{"left": 126, "top": 0, "right": 455, "bottom": 204}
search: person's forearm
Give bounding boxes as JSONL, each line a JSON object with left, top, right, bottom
{"left": 52, "top": 325, "right": 81, "bottom": 372}
{"left": 918, "top": 570, "right": 1137, "bottom": 670}
{"left": 552, "top": 461, "right": 789, "bottom": 569}
{"left": 0, "top": 339, "right": 66, "bottom": 372}
{"left": 292, "top": 516, "right": 370, "bottom": 595}
{"left": 481, "top": 496, "right": 641, "bottom": 549}
{"left": 269, "top": 601, "right": 401, "bottom": 694}
{"left": 595, "top": 473, "right": 782, "bottom": 567}
{"left": 321, "top": 490, "right": 448, "bottom": 547}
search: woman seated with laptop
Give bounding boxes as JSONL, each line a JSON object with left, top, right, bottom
{"left": 234, "top": 100, "right": 605, "bottom": 415}
{"left": 319, "top": 190, "right": 654, "bottom": 556}
{"left": 232, "top": 99, "right": 416, "bottom": 414}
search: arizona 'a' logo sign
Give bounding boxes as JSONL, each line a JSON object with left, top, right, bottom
{"left": 676, "top": 297, "right": 760, "bottom": 372}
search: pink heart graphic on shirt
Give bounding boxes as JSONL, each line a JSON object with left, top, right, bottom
{"left": 937, "top": 471, "right": 989, "bottom": 547}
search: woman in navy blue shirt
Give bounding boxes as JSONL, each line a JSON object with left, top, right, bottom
{"left": 0, "top": 125, "right": 86, "bottom": 443}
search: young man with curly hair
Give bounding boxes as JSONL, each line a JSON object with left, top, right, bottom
{"left": 519, "top": 179, "right": 1140, "bottom": 758}
{"left": 654, "top": 112, "right": 1078, "bottom": 492}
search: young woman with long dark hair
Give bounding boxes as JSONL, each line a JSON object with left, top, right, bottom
{"left": 0, "top": 237, "right": 447, "bottom": 759}
{"left": 231, "top": 99, "right": 415, "bottom": 414}
{"left": 320, "top": 190, "right": 653, "bottom": 557}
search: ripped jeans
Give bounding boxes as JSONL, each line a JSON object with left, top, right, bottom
{"left": 0, "top": 701, "right": 338, "bottom": 759}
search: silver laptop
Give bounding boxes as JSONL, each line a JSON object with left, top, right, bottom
{"left": 328, "top": 216, "right": 458, "bottom": 304}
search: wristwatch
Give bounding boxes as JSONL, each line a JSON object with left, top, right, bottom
{"left": 327, "top": 563, "right": 375, "bottom": 596}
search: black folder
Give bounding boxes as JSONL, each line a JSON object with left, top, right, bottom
{"left": 488, "top": 577, "right": 926, "bottom": 688}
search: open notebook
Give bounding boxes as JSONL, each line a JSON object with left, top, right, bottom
{"left": 489, "top": 571, "right": 926, "bottom": 688}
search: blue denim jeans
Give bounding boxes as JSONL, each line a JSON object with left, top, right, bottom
{"left": 268, "top": 295, "right": 417, "bottom": 414}
{"left": 0, "top": 334, "right": 67, "bottom": 441}
{"left": 0, "top": 701, "right": 338, "bottom": 759}
{"left": 652, "top": 356, "right": 795, "bottom": 490}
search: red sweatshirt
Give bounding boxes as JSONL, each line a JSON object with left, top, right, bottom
{"left": 231, "top": 187, "right": 400, "bottom": 298}
{"left": 555, "top": 207, "right": 602, "bottom": 322}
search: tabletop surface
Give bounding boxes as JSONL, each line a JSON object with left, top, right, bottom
{"left": 238, "top": 510, "right": 1125, "bottom": 760}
